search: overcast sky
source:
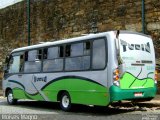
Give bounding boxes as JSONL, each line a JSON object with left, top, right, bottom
{"left": 0, "top": 0, "right": 23, "bottom": 9}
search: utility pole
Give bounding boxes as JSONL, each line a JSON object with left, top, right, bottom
{"left": 141, "top": 0, "right": 145, "bottom": 34}
{"left": 27, "top": 0, "right": 30, "bottom": 46}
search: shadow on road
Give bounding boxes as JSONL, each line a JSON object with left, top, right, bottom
{"left": 10, "top": 100, "right": 160, "bottom": 116}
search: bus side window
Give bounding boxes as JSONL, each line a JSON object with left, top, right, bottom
{"left": 38, "top": 49, "right": 42, "bottom": 60}
{"left": 71, "top": 43, "right": 83, "bottom": 56}
{"left": 43, "top": 46, "right": 64, "bottom": 72}
{"left": 59, "top": 46, "right": 64, "bottom": 57}
{"left": 84, "top": 41, "right": 91, "bottom": 55}
{"left": 28, "top": 50, "right": 37, "bottom": 61}
{"left": 24, "top": 50, "right": 42, "bottom": 73}
{"left": 65, "top": 45, "right": 71, "bottom": 57}
{"left": 65, "top": 42, "right": 90, "bottom": 71}
{"left": 19, "top": 54, "right": 24, "bottom": 72}
{"left": 83, "top": 41, "right": 91, "bottom": 69}
{"left": 92, "top": 39, "right": 106, "bottom": 69}
{"left": 25, "top": 51, "right": 28, "bottom": 61}
{"left": 43, "top": 48, "right": 48, "bottom": 59}
{"left": 48, "top": 47, "right": 59, "bottom": 59}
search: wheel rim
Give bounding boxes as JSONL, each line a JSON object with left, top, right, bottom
{"left": 8, "top": 92, "right": 13, "bottom": 103}
{"left": 62, "top": 95, "right": 69, "bottom": 108}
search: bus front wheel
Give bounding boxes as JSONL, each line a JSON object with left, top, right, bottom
{"left": 7, "top": 90, "right": 17, "bottom": 105}
{"left": 60, "top": 92, "right": 71, "bottom": 111}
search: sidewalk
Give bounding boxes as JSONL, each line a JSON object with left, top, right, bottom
{"left": 153, "top": 94, "right": 160, "bottom": 100}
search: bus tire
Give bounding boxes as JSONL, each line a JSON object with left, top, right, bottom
{"left": 7, "top": 90, "right": 17, "bottom": 105}
{"left": 60, "top": 92, "right": 71, "bottom": 111}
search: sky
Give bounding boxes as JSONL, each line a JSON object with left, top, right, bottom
{"left": 0, "top": 0, "right": 23, "bottom": 9}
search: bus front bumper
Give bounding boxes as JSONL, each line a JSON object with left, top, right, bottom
{"left": 109, "top": 85, "right": 157, "bottom": 102}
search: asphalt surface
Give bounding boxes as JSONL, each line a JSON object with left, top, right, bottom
{"left": 0, "top": 97, "right": 160, "bottom": 120}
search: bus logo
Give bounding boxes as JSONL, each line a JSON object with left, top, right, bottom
{"left": 120, "top": 39, "right": 151, "bottom": 53}
{"left": 34, "top": 76, "right": 47, "bottom": 83}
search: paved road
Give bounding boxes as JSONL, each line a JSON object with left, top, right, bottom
{"left": 0, "top": 97, "right": 160, "bottom": 120}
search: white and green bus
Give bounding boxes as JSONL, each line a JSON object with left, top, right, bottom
{"left": 2, "top": 31, "right": 157, "bottom": 111}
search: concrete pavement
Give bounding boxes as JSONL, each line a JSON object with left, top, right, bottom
{"left": 154, "top": 95, "right": 160, "bottom": 100}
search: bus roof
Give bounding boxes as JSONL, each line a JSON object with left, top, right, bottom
{"left": 12, "top": 32, "right": 109, "bottom": 53}
{"left": 12, "top": 31, "right": 151, "bottom": 53}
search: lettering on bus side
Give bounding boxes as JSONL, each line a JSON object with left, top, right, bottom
{"left": 34, "top": 76, "right": 47, "bottom": 83}
{"left": 120, "top": 39, "right": 151, "bottom": 53}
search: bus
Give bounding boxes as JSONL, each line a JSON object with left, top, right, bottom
{"left": 2, "top": 30, "right": 157, "bottom": 111}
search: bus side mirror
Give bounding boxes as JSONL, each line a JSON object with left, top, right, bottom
{"left": 5, "top": 56, "right": 9, "bottom": 63}
{"left": 3, "top": 56, "right": 10, "bottom": 72}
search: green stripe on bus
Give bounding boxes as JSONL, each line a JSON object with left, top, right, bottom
{"left": 43, "top": 78, "right": 110, "bottom": 106}
{"left": 13, "top": 88, "right": 44, "bottom": 100}
{"left": 120, "top": 72, "right": 154, "bottom": 89}
{"left": 12, "top": 78, "right": 110, "bottom": 106}
{"left": 110, "top": 85, "right": 157, "bottom": 102}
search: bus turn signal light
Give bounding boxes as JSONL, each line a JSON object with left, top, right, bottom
{"left": 114, "top": 75, "right": 119, "bottom": 81}
{"left": 155, "top": 70, "right": 158, "bottom": 83}
{"left": 114, "top": 69, "right": 120, "bottom": 76}
{"left": 113, "top": 68, "right": 120, "bottom": 81}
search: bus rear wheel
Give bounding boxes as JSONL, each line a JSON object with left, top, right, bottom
{"left": 60, "top": 92, "right": 71, "bottom": 111}
{"left": 7, "top": 90, "right": 17, "bottom": 105}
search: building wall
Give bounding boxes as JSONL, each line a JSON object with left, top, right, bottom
{"left": 0, "top": 0, "right": 160, "bottom": 78}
